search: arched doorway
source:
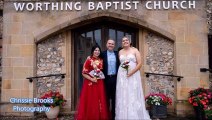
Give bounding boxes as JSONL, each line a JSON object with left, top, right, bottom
{"left": 72, "top": 20, "right": 138, "bottom": 109}
{"left": 33, "top": 12, "right": 176, "bottom": 112}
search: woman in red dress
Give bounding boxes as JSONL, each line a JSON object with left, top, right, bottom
{"left": 75, "top": 45, "right": 111, "bottom": 120}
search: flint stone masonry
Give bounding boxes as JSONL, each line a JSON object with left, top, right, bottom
{"left": 146, "top": 32, "right": 175, "bottom": 102}
{"left": 0, "top": 0, "right": 3, "bottom": 10}
{"left": 207, "top": 0, "right": 212, "bottom": 89}
{"left": 36, "top": 34, "right": 65, "bottom": 96}
{"left": 0, "top": 16, "right": 2, "bottom": 39}
{"left": 207, "top": 0, "right": 212, "bottom": 34}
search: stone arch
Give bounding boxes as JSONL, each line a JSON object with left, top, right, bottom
{"left": 34, "top": 11, "right": 177, "bottom": 110}
{"left": 33, "top": 11, "right": 176, "bottom": 43}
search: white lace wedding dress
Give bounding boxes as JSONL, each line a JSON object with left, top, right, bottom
{"left": 115, "top": 54, "right": 151, "bottom": 120}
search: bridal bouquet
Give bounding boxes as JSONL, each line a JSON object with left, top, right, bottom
{"left": 89, "top": 68, "right": 105, "bottom": 79}
{"left": 93, "top": 69, "right": 101, "bottom": 79}
{"left": 121, "top": 60, "right": 130, "bottom": 73}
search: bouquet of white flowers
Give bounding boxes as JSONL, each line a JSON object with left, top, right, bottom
{"left": 145, "top": 93, "right": 172, "bottom": 106}
{"left": 89, "top": 69, "right": 105, "bottom": 79}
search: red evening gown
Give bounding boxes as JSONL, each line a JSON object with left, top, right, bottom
{"left": 75, "top": 56, "right": 111, "bottom": 120}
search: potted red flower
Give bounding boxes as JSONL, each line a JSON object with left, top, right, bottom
{"left": 145, "top": 93, "right": 172, "bottom": 118}
{"left": 188, "top": 88, "right": 212, "bottom": 120}
{"left": 39, "top": 90, "right": 67, "bottom": 119}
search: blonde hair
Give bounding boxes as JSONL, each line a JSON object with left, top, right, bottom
{"left": 122, "top": 36, "right": 131, "bottom": 43}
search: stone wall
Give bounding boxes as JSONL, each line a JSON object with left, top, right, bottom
{"left": 0, "top": 15, "right": 2, "bottom": 76}
{"left": 0, "top": 0, "right": 3, "bottom": 10}
{"left": 0, "top": 0, "right": 3, "bottom": 106}
{"left": 145, "top": 32, "right": 175, "bottom": 103}
{"left": 36, "top": 34, "right": 65, "bottom": 96}
{"left": 207, "top": 0, "right": 212, "bottom": 34}
{"left": 0, "top": 0, "right": 3, "bottom": 76}
{"left": 206, "top": 0, "right": 212, "bottom": 89}
{"left": 1, "top": 0, "right": 209, "bottom": 116}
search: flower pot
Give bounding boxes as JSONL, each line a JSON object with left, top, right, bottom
{"left": 150, "top": 105, "right": 167, "bottom": 118}
{"left": 193, "top": 106, "right": 206, "bottom": 120}
{"left": 45, "top": 106, "right": 60, "bottom": 119}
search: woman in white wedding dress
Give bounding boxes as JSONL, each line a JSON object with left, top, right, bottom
{"left": 115, "top": 36, "right": 151, "bottom": 120}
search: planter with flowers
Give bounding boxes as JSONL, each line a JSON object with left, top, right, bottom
{"left": 188, "top": 88, "right": 212, "bottom": 120}
{"left": 145, "top": 93, "right": 172, "bottom": 118}
{"left": 39, "top": 90, "right": 67, "bottom": 119}
{"left": 205, "top": 105, "right": 212, "bottom": 120}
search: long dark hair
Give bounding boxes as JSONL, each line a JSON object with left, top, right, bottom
{"left": 91, "top": 45, "right": 102, "bottom": 57}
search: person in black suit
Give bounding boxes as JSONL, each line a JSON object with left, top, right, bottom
{"left": 102, "top": 39, "right": 119, "bottom": 120}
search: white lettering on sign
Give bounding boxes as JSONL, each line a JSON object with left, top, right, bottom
{"left": 88, "top": 1, "right": 139, "bottom": 11}
{"left": 145, "top": 1, "right": 196, "bottom": 10}
{"left": 14, "top": 2, "right": 82, "bottom": 11}
{"left": 13, "top": 1, "right": 196, "bottom": 12}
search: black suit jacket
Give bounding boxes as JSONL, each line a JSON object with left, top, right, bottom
{"left": 102, "top": 50, "right": 120, "bottom": 76}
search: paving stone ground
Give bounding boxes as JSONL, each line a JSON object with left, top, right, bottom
{"left": 0, "top": 113, "right": 196, "bottom": 120}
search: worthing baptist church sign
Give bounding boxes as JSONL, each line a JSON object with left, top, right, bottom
{"left": 13, "top": 0, "right": 196, "bottom": 11}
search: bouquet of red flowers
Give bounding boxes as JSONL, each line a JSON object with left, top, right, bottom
{"left": 39, "top": 90, "right": 66, "bottom": 108}
{"left": 188, "top": 88, "right": 212, "bottom": 109}
{"left": 145, "top": 93, "right": 172, "bottom": 106}
{"left": 121, "top": 60, "right": 130, "bottom": 73}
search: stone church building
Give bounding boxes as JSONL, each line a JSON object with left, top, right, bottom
{"left": 0, "top": 0, "right": 212, "bottom": 117}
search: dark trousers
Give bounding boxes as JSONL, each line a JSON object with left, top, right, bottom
{"left": 105, "top": 75, "right": 117, "bottom": 120}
